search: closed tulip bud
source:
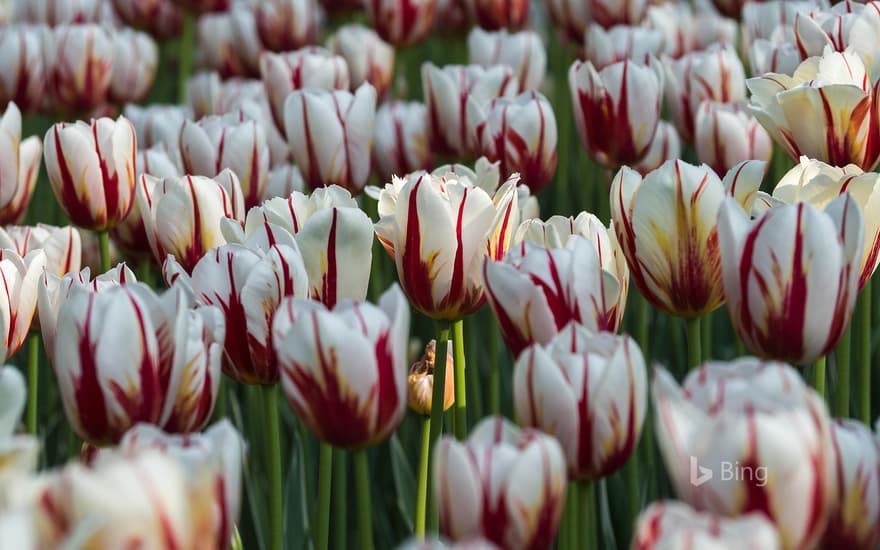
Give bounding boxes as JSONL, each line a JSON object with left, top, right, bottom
{"left": 719, "top": 192, "right": 863, "bottom": 364}
{"left": 44, "top": 115, "right": 137, "bottom": 231}
{"left": 261, "top": 48, "right": 350, "bottom": 134}
{"left": 0, "top": 224, "right": 81, "bottom": 277}
{"left": 695, "top": 101, "right": 773, "bottom": 177}
{"left": 284, "top": 84, "right": 377, "bottom": 194}
{"left": 264, "top": 164, "right": 305, "bottom": 199}
{"left": 366, "top": 0, "right": 436, "bottom": 47}
{"left": 195, "top": 13, "right": 253, "bottom": 79}
{"left": 373, "top": 101, "right": 433, "bottom": 183}
{"left": 546, "top": 0, "right": 590, "bottom": 44}
{"left": 255, "top": 0, "right": 323, "bottom": 52}
{"left": 138, "top": 171, "right": 245, "bottom": 273}
{"left": 632, "top": 502, "right": 782, "bottom": 550}
{"left": 187, "top": 71, "right": 222, "bottom": 120}
{"left": 569, "top": 57, "right": 664, "bottom": 169}
{"left": 43, "top": 24, "right": 113, "bottom": 113}
{"left": 0, "top": 249, "right": 45, "bottom": 361}
{"left": 273, "top": 284, "right": 409, "bottom": 448}
{"left": 632, "top": 121, "right": 681, "bottom": 176}
{"left": 109, "top": 29, "right": 158, "bottom": 105}
{"left": 748, "top": 39, "right": 801, "bottom": 78}
{"left": 434, "top": 416, "right": 567, "bottom": 549}
{"left": 111, "top": 0, "right": 184, "bottom": 39}
{"left": 611, "top": 160, "right": 764, "bottom": 318}
{"left": 654, "top": 359, "right": 837, "bottom": 550}
{"left": 515, "top": 324, "right": 647, "bottom": 480}
{"left": 327, "top": 24, "right": 395, "bottom": 100}
{"left": 464, "top": 0, "right": 528, "bottom": 30}
{"left": 0, "top": 103, "right": 41, "bottom": 225}
{"left": 0, "top": 26, "right": 45, "bottom": 114}
{"left": 467, "top": 28, "right": 546, "bottom": 93}
{"left": 749, "top": 46, "right": 880, "bottom": 170}
{"left": 423, "top": 63, "right": 517, "bottom": 158}
{"left": 0, "top": 365, "right": 39, "bottom": 505}
{"left": 584, "top": 24, "right": 664, "bottom": 71}
{"left": 230, "top": 5, "right": 268, "bottom": 78}
{"left": 644, "top": 4, "right": 737, "bottom": 60}
{"left": 407, "top": 339, "right": 454, "bottom": 416}
{"left": 124, "top": 103, "right": 190, "bottom": 151}
{"left": 171, "top": 0, "right": 230, "bottom": 13}
{"left": 374, "top": 170, "right": 519, "bottom": 320}
{"left": 477, "top": 91, "right": 557, "bottom": 193}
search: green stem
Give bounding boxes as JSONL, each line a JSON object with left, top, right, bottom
{"left": 836, "top": 324, "right": 851, "bottom": 417}
{"left": 812, "top": 356, "right": 826, "bottom": 400}
{"left": 26, "top": 332, "right": 39, "bottom": 435}
{"left": 636, "top": 293, "right": 650, "bottom": 355}
{"left": 211, "top": 377, "right": 226, "bottom": 423}
{"left": 625, "top": 454, "right": 639, "bottom": 521}
{"left": 178, "top": 12, "right": 195, "bottom": 104}
{"left": 316, "top": 443, "right": 332, "bottom": 550}
{"left": 98, "top": 231, "right": 111, "bottom": 273}
{"left": 353, "top": 448, "right": 374, "bottom": 550}
{"left": 488, "top": 323, "right": 500, "bottom": 415}
{"left": 701, "top": 311, "right": 713, "bottom": 362}
{"left": 137, "top": 258, "right": 153, "bottom": 287}
{"left": 426, "top": 322, "right": 451, "bottom": 532}
{"left": 262, "top": 385, "right": 283, "bottom": 550}
{"left": 687, "top": 317, "right": 702, "bottom": 369}
{"left": 332, "top": 448, "right": 347, "bottom": 550}
{"left": 564, "top": 484, "right": 578, "bottom": 550}
{"left": 858, "top": 285, "right": 872, "bottom": 423}
{"left": 452, "top": 319, "right": 467, "bottom": 439}
{"left": 415, "top": 416, "right": 431, "bottom": 538}
{"left": 579, "top": 481, "right": 596, "bottom": 550}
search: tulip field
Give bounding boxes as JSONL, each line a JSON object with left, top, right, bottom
{"left": 2, "top": 0, "right": 880, "bottom": 549}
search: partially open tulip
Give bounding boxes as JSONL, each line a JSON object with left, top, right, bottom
{"left": 546, "top": 0, "right": 590, "bottom": 43}
{"left": 653, "top": 359, "right": 836, "bottom": 550}
{"left": 644, "top": 3, "right": 737, "bottom": 59}
{"left": 109, "top": 29, "right": 158, "bottom": 105}
{"left": 748, "top": 39, "right": 802, "bottom": 78}
{"left": 44, "top": 116, "right": 137, "bottom": 231}
{"left": 0, "top": 26, "right": 45, "bottom": 114}
{"left": 748, "top": 46, "right": 880, "bottom": 170}
{"left": 694, "top": 101, "right": 773, "bottom": 177}
{"left": 43, "top": 24, "right": 113, "bottom": 113}
{"left": 633, "top": 501, "right": 782, "bottom": 550}
{"left": 467, "top": 28, "right": 546, "bottom": 93}
{"left": 463, "top": 0, "right": 528, "bottom": 30}
{"left": 0, "top": 224, "right": 81, "bottom": 277}
{"left": 793, "top": 5, "right": 880, "bottom": 77}
{"left": 718, "top": 192, "right": 863, "bottom": 364}
{"left": 255, "top": 0, "right": 323, "bottom": 52}
{"left": 514, "top": 323, "right": 646, "bottom": 480}
{"left": 373, "top": 101, "right": 433, "bottom": 183}
{"left": 0, "top": 249, "right": 45, "bottom": 361}
{"left": 632, "top": 121, "right": 681, "bottom": 176}
{"left": 569, "top": 57, "right": 663, "bottom": 168}
{"left": 407, "top": 339, "right": 454, "bottom": 416}
{"left": 373, "top": 169, "right": 519, "bottom": 320}
{"left": 124, "top": 103, "right": 190, "bottom": 151}
{"left": 611, "top": 160, "right": 764, "bottom": 318}
{"left": 0, "top": 103, "right": 41, "bottom": 225}
{"left": 327, "top": 24, "right": 395, "bottom": 100}
{"left": 273, "top": 284, "right": 409, "bottom": 448}
{"left": 284, "top": 84, "right": 377, "bottom": 194}
{"left": 584, "top": 24, "right": 664, "bottom": 71}
{"left": 366, "top": 0, "right": 436, "bottom": 47}
{"left": 111, "top": 0, "right": 184, "bottom": 39}
{"left": 137, "top": 170, "right": 245, "bottom": 274}
{"left": 434, "top": 416, "right": 567, "bottom": 549}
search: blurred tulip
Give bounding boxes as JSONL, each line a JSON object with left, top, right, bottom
{"left": 180, "top": 112, "right": 269, "bottom": 208}
{"left": 327, "top": 24, "right": 395, "bottom": 100}
{"left": 0, "top": 249, "right": 44, "bottom": 361}
{"left": 477, "top": 91, "right": 557, "bottom": 193}
{"left": 366, "top": 0, "right": 436, "bottom": 47}
{"left": 793, "top": 4, "right": 880, "bottom": 77}
{"left": 748, "top": 39, "right": 802, "bottom": 77}
{"left": 0, "top": 103, "right": 41, "bottom": 224}
{"left": 632, "top": 501, "right": 782, "bottom": 550}
{"left": 264, "top": 164, "right": 305, "bottom": 199}
{"left": 632, "top": 121, "right": 681, "bottom": 176}
{"left": 284, "top": 84, "right": 377, "bottom": 194}
{"left": 422, "top": 63, "right": 517, "bottom": 158}
{"left": 467, "top": 28, "right": 546, "bottom": 94}
{"left": 43, "top": 115, "right": 137, "bottom": 231}
{"left": 645, "top": 3, "right": 736, "bottom": 59}
{"left": 260, "top": 47, "right": 350, "bottom": 133}
{"left": 653, "top": 359, "right": 836, "bottom": 550}
{"left": 611, "top": 160, "right": 764, "bottom": 318}
{"left": 138, "top": 170, "right": 245, "bottom": 274}
{"left": 273, "top": 284, "right": 408, "bottom": 447}
{"left": 0, "top": 365, "right": 39, "bottom": 506}
{"left": 43, "top": 24, "right": 113, "bottom": 113}
{"left": 569, "top": 57, "right": 663, "bottom": 168}
{"left": 124, "top": 103, "right": 190, "bottom": 151}
{"left": 584, "top": 24, "right": 664, "bottom": 71}
{"left": 195, "top": 12, "right": 253, "bottom": 79}
{"left": 433, "top": 0, "right": 468, "bottom": 33}
{"left": 0, "top": 224, "right": 81, "bottom": 277}
{"left": 110, "top": 0, "right": 184, "bottom": 39}
{"left": 434, "top": 416, "right": 567, "bottom": 549}
{"left": 373, "top": 101, "right": 433, "bottom": 183}
{"left": 109, "top": 29, "right": 158, "bottom": 105}
{"left": 187, "top": 71, "right": 222, "bottom": 119}
{"left": 741, "top": 1, "right": 810, "bottom": 54}
{"left": 15, "top": 0, "right": 105, "bottom": 25}
{"left": 546, "top": 0, "right": 590, "bottom": 43}
{"left": 514, "top": 323, "right": 646, "bottom": 480}
{"left": 172, "top": 0, "right": 230, "bottom": 12}
{"left": 397, "top": 538, "right": 500, "bottom": 550}
{"left": 694, "top": 101, "right": 773, "bottom": 177}
{"left": 718, "top": 192, "right": 863, "bottom": 364}
{"left": 229, "top": 4, "right": 266, "bottom": 77}
{"left": 0, "top": 26, "right": 45, "bottom": 113}
{"left": 463, "top": 0, "right": 527, "bottom": 30}
{"left": 255, "top": 0, "right": 323, "bottom": 51}
{"left": 407, "top": 339, "right": 454, "bottom": 416}
{"left": 749, "top": 46, "right": 880, "bottom": 170}
{"left": 373, "top": 169, "right": 519, "bottom": 320}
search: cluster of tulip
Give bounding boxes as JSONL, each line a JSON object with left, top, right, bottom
{"left": 0, "top": 0, "right": 879, "bottom": 549}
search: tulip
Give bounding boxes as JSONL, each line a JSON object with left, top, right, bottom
{"left": 434, "top": 0, "right": 469, "bottom": 32}
{"left": 514, "top": 323, "right": 646, "bottom": 480}
{"left": 397, "top": 538, "right": 500, "bottom": 550}
{"left": 632, "top": 501, "right": 782, "bottom": 550}
{"left": 228, "top": 5, "right": 265, "bottom": 77}
{"left": 137, "top": 170, "right": 245, "bottom": 274}
{"left": 644, "top": 3, "right": 736, "bottom": 59}
{"left": 110, "top": 0, "right": 184, "bottom": 39}
{"left": 632, "top": 121, "right": 681, "bottom": 176}
{"left": 407, "top": 339, "right": 455, "bottom": 416}
{"left": 264, "top": 164, "right": 305, "bottom": 199}
{"left": 546, "top": 0, "right": 590, "bottom": 44}
{"left": 15, "top": 0, "right": 106, "bottom": 25}
{"left": 0, "top": 365, "right": 39, "bottom": 505}
{"left": 284, "top": 84, "right": 377, "bottom": 194}
{"left": 467, "top": 28, "right": 546, "bottom": 93}
{"left": 463, "top": 0, "right": 528, "bottom": 30}
{"left": 653, "top": 358, "right": 837, "bottom": 550}
{"left": 748, "top": 39, "right": 802, "bottom": 78}
{"left": 569, "top": 57, "right": 663, "bottom": 169}
{"left": 0, "top": 26, "right": 45, "bottom": 114}
{"left": 0, "top": 249, "right": 44, "bottom": 362}
{"left": 694, "top": 101, "right": 773, "bottom": 177}
{"left": 584, "top": 24, "right": 664, "bottom": 71}
{"left": 741, "top": 1, "right": 808, "bottom": 54}
{"left": 124, "top": 103, "right": 190, "bottom": 151}
{"left": 187, "top": 71, "right": 222, "bottom": 120}
{"left": 434, "top": 416, "right": 567, "bottom": 549}
{"left": 793, "top": 5, "right": 880, "bottom": 75}
{"left": 821, "top": 419, "right": 880, "bottom": 549}
{"left": 0, "top": 224, "right": 81, "bottom": 277}
{"left": 422, "top": 63, "right": 517, "bottom": 158}
{"left": 365, "top": 0, "right": 436, "bottom": 47}
{"left": 372, "top": 101, "right": 433, "bottom": 183}
{"left": 327, "top": 24, "right": 395, "bottom": 100}
{"left": 255, "top": 0, "right": 324, "bottom": 52}
{"left": 43, "top": 24, "right": 113, "bottom": 113}
{"left": 195, "top": 13, "right": 254, "bottom": 79}
{"left": 180, "top": 113, "right": 269, "bottom": 209}
{"left": 0, "top": 103, "right": 41, "bottom": 225}
{"left": 43, "top": 116, "right": 137, "bottom": 231}
{"left": 748, "top": 46, "right": 880, "bottom": 170}
{"left": 477, "top": 91, "right": 557, "bottom": 193}
{"left": 718, "top": 192, "right": 863, "bottom": 364}
{"left": 171, "top": 0, "right": 229, "bottom": 12}
{"left": 108, "top": 29, "right": 158, "bottom": 105}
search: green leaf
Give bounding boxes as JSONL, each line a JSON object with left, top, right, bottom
{"left": 389, "top": 434, "right": 416, "bottom": 532}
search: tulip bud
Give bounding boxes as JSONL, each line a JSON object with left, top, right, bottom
{"left": 546, "top": 0, "right": 590, "bottom": 44}
{"left": 273, "top": 284, "right": 409, "bottom": 448}
{"left": 653, "top": 359, "right": 837, "bottom": 550}
{"left": 748, "top": 39, "right": 801, "bottom": 77}
{"left": 0, "top": 224, "right": 81, "bottom": 278}
{"left": 741, "top": 1, "right": 805, "bottom": 55}
{"left": 434, "top": 416, "right": 567, "bottom": 549}
{"left": 366, "top": 0, "right": 436, "bottom": 47}
{"left": 187, "top": 71, "right": 222, "bottom": 120}
{"left": 467, "top": 28, "right": 546, "bottom": 93}
{"left": 109, "top": 29, "right": 158, "bottom": 105}
{"left": 44, "top": 116, "right": 137, "bottom": 231}
{"left": 43, "top": 24, "right": 113, "bottom": 113}
{"left": 124, "top": 103, "right": 190, "bottom": 151}
{"left": 16, "top": 0, "right": 106, "bottom": 25}
{"left": 645, "top": 3, "right": 737, "bottom": 59}
{"left": 0, "top": 249, "right": 45, "bottom": 362}
{"left": 264, "top": 164, "right": 305, "bottom": 199}
{"left": 0, "top": 26, "right": 45, "bottom": 114}
{"left": 284, "top": 84, "right": 377, "bottom": 194}
{"left": 373, "top": 101, "right": 433, "bottom": 183}
{"left": 632, "top": 121, "right": 681, "bottom": 176}
{"left": 327, "top": 24, "right": 395, "bottom": 100}
{"left": 111, "top": 0, "right": 184, "bottom": 39}
{"left": 228, "top": 5, "right": 266, "bottom": 78}
{"left": 195, "top": 13, "right": 252, "bottom": 79}
{"left": 255, "top": 0, "right": 324, "bottom": 52}
{"left": 515, "top": 324, "right": 647, "bottom": 480}
{"left": 694, "top": 101, "right": 773, "bottom": 177}
{"left": 0, "top": 103, "right": 41, "bottom": 225}
{"left": 584, "top": 24, "right": 663, "bottom": 71}
{"left": 407, "top": 339, "right": 454, "bottom": 416}
{"left": 464, "top": 0, "right": 528, "bottom": 30}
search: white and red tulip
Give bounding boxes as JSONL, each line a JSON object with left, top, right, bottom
{"left": 0, "top": 224, "right": 80, "bottom": 278}
{"left": 467, "top": 28, "right": 546, "bottom": 93}
{"left": 0, "top": 26, "right": 45, "bottom": 114}
{"left": 373, "top": 101, "right": 433, "bottom": 183}
{"left": 0, "top": 102, "right": 41, "bottom": 225}
{"left": 0, "top": 249, "right": 45, "bottom": 362}
{"left": 43, "top": 24, "right": 113, "bottom": 113}
{"left": 366, "top": 0, "right": 437, "bottom": 47}
{"left": 694, "top": 101, "right": 773, "bottom": 177}
{"left": 327, "top": 24, "right": 395, "bottom": 100}
{"left": 108, "top": 29, "right": 158, "bottom": 105}
{"left": 255, "top": 0, "right": 324, "bottom": 52}
{"left": 463, "top": 0, "right": 528, "bottom": 30}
